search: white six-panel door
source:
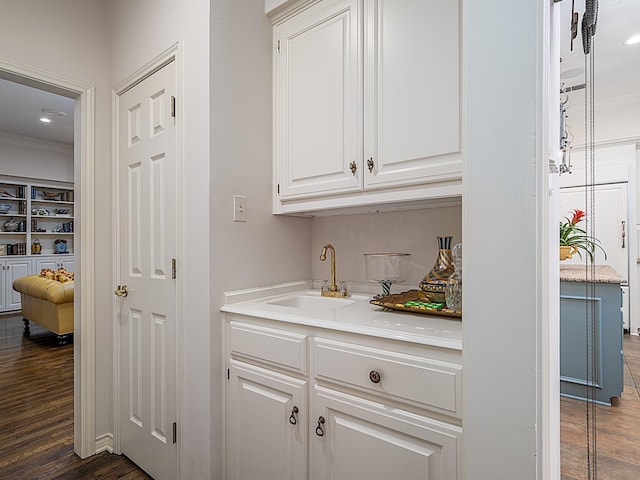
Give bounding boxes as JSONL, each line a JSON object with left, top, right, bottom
{"left": 117, "top": 60, "right": 178, "bottom": 480}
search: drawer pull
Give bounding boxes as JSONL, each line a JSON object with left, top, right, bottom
{"left": 315, "top": 416, "right": 326, "bottom": 437}
{"left": 289, "top": 406, "right": 299, "bottom": 425}
{"left": 369, "top": 370, "right": 381, "bottom": 384}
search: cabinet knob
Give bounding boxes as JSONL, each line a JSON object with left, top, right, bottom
{"left": 289, "top": 406, "right": 299, "bottom": 425}
{"left": 315, "top": 416, "right": 325, "bottom": 437}
{"left": 349, "top": 161, "right": 357, "bottom": 176}
{"left": 367, "top": 158, "right": 375, "bottom": 173}
{"left": 369, "top": 370, "right": 381, "bottom": 384}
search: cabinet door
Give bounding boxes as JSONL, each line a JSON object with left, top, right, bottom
{"left": 311, "top": 385, "right": 461, "bottom": 480}
{"left": 275, "top": 0, "right": 362, "bottom": 200}
{"left": 35, "top": 257, "right": 58, "bottom": 272}
{"left": 364, "top": 0, "right": 462, "bottom": 189}
{"left": 5, "top": 258, "right": 32, "bottom": 310}
{"left": 59, "top": 258, "right": 74, "bottom": 272}
{"left": 228, "top": 360, "right": 308, "bottom": 480}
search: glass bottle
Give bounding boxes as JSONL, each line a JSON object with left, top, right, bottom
{"left": 445, "top": 243, "right": 462, "bottom": 312}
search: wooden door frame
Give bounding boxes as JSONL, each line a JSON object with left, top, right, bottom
{"left": 0, "top": 56, "right": 96, "bottom": 458}
{"left": 111, "top": 43, "right": 183, "bottom": 473}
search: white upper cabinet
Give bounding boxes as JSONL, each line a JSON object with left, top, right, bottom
{"left": 272, "top": 0, "right": 462, "bottom": 214}
{"left": 363, "top": 0, "right": 460, "bottom": 189}
{"left": 275, "top": 0, "right": 362, "bottom": 200}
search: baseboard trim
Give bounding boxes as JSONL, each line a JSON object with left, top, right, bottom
{"left": 95, "top": 433, "right": 114, "bottom": 454}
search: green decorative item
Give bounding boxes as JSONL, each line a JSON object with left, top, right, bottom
{"left": 559, "top": 209, "right": 606, "bottom": 262}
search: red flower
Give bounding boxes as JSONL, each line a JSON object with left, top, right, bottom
{"left": 570, "top": 209, "right": 585, "bottom": 225}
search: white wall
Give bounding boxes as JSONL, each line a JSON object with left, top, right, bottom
{"left": 0, "top": 133, "right": 73, "bottom": 183}
{"left": 565, "top": 92, "right": 640, "bottom": 146}
{"left": 465, "top": 0, "right": 548, "bottom": 478}
{"left": 311, "top": 207, "right": 462, "bottom": 291}
{"left": 108, "top": 1, "right": 211, "bottom": 478}
{"left": 210, "top": 1, "right": 312, "bottom": 476}
{"left": 0, "top": 0, "right": 111, "bottom": 453}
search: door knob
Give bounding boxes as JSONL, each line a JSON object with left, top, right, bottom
{"left": 114, "top": 285, "right": 129, "bottom": 297}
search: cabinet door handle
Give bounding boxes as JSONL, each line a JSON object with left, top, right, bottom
{"left": 315, "top": 416, "right": 325, "bottom": 437}
{"left": 349, "top": 161, "right": 357, "bottom": 176}
{"left": 289, "top": 406, "right": 299, "bottom": 425}
{"left": 369, "top": 370, "right": 381, "bottom": 384}
{"left": 622, "top": 220, "right": 626, "bottom": 248}
{"left": 367, "top": 158, "right": 375, "bottom": 173}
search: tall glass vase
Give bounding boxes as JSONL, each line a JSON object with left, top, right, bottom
{"left": 419, "top": 236, "right": 455, "bottom": 303}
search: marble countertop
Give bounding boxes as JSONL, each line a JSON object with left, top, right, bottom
{"left": 221, "top": 282, "right": 462, "bottom": 350}
{"left": 560, "top": 265, "right": 622, "bottom": 284}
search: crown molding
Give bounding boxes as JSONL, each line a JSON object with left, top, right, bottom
{"left": 0, "top": 130, "right": 73, "bottom": 154}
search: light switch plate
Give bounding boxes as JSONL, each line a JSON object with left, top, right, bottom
{"left": 233, "top": 195, "right": 247, "bottom": 222}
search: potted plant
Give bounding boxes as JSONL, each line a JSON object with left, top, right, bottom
{"left": 559, "top": 209, "right": 607, "bottom": 262}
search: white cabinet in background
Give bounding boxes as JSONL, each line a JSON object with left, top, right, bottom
{"left": 559, "top": 183, "right": 628, "bottom": 282}
{"left": 272, "top": 0, "right": 462, "bottom": 214}
{"left": 224, "top": 315, "right": 463, "bottom": 480}
{"left": 0, "top": 257, "right": 32, "bottom": 312}
{"left": 34, "top": 255, "right": 75, "bottom": 273}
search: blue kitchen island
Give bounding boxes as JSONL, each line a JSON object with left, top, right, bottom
{"left": 560, "top": 265, "right": 624, "bottom": 406}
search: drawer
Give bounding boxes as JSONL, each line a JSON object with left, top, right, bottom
{"left": 313, "top": 337, "right": 462, "bottom": 417}
{"left": 228, "top": 320, "right": 307, "bottom": 374}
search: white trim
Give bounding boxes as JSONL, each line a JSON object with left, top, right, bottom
{"left": 539, "top": 1, "right": 560, "bottom": 478}
{"left": 95, "top": 433, "right": 115, "bottom": 454}
{"left": 571, "top": 136, "right": 640, "bottom": 150}
{"left": 111, "top": 42, "right": 183, "bottom": 475}
{"left": 0, "top": 55, "right": 96, "bottom": 459}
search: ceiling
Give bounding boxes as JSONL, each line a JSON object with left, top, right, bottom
{"left": 0, "top": 77, "right": 74, "bottom": 145}
{"left": 0, "top": 0, "right": 637, "bottom": 147}
{"left": 559, "top": 0, "right": 640, "bottom": 102}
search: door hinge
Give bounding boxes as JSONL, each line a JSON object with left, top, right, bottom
{"left": 171, "top": 96, "right": 176, "bottom": 118}
{"left": 172, "top": 258, "right": 176, "bottom": 279}
{"left": 173, "top": 422, "right": 177, "bottom": 444}
{"left": 277, "top": 40, "right": 280, "bottom": 52}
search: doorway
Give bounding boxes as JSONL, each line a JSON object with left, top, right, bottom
{"left": 0, "top": 59, "right": 96, "bottom": 458}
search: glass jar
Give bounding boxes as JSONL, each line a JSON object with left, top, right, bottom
{"left": 445, "top": 243, "right": 462, "bottom": 312}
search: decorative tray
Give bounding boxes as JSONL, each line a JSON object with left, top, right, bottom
{"left": 369, "top": 289, "right": 462, "bottom": 319}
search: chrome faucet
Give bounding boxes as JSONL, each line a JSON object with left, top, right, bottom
{"left": 320, "top": 244, "right": 349, "bottom": 298}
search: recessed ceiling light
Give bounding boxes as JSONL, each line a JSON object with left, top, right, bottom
{"left": 39, "top": 117, "right": 52, "bottom": 123}
{"left": 41, "top": 108, "right": 67, "bottom": 117}
{"left": 624, "top": 34, "right": 640, "bottom": 46}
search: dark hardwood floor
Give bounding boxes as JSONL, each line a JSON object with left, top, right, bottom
{"left": 561, "top": 334, "right": 640, "bottom": 479}
{"left": 0, "top": 313, "right": 151, "bottom": 480}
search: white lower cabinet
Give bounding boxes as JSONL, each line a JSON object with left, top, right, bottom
{"left": 225, "top": 315, "right": 462, "bottom": 480}
{"left": 34, "top": 255, "right": 74, "bottom": 273}
{"left": 0, "top": 258, "right": 32, "bottom": 311}
{"left": 311, "top": 385, "right": 461, "bottom": 480}
{"left": 228, "top": 359, "right": 308, "bottom": 480}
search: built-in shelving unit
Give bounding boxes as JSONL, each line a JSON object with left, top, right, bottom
{"left": 0, "top": 178, "right": 74, "bottom": 313}
{"left": 0, "top": 179, "right": 74, "bottom": 256}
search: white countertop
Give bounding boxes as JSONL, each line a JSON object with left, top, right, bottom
{"left": 221, "top": 283, "right": 462, "bottom": 351}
